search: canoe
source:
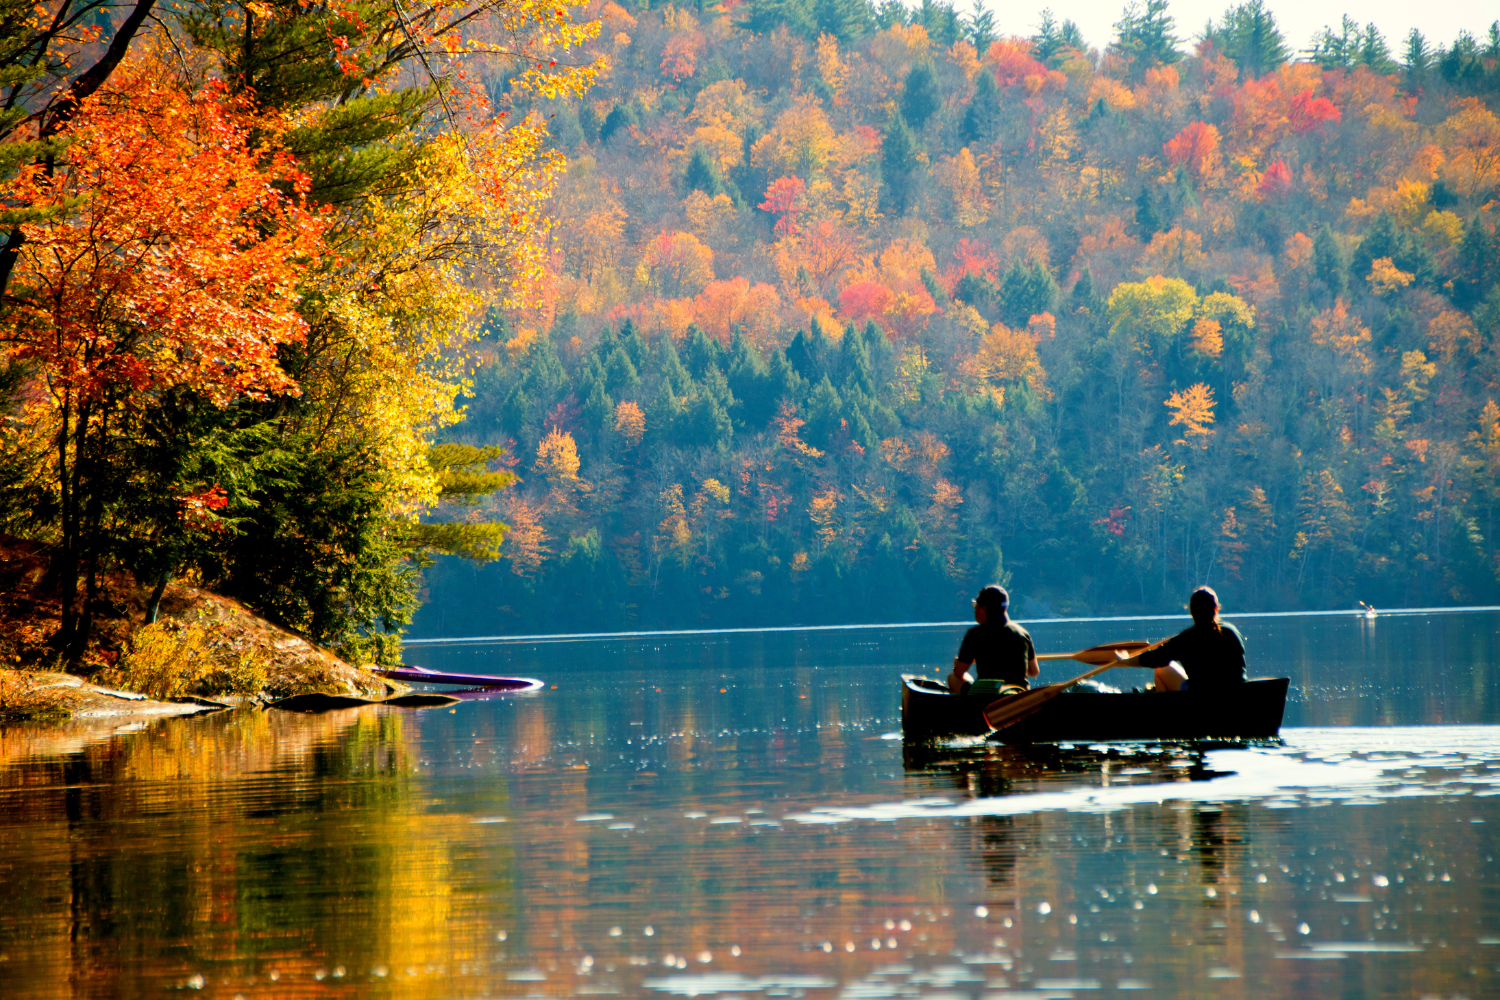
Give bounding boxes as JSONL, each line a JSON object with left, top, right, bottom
{"left": 373, "top": 665, "right": 544, "bottom": 691}
{"left": 900, "top": 674, "right": 1289, "bottom": 744}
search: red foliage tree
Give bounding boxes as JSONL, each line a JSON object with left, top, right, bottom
{"left": 838, "top": 280, "right": 895, "bottom": 325}
{"left": 1288, "top": 89, "right": 1341, "bottom": 134}
{"left": 986, "top": 39, "right": 1048, "bottom": 88}
{"left": 1256, "top": 159, "right": 1295, "bottom": 198}
{"left": 759, "top": 176, "right": 807, "bottom": 236}
{"left": 1163, "top": 121, "right": 1222, "bottom": 180}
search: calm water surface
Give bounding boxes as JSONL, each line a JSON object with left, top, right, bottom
{"left": 1, "top": 610, "right": 1497, "bottom": 999}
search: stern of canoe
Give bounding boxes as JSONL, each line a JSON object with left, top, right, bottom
{"left": 990, "top": 677, "right": 1290, "bottom": 744}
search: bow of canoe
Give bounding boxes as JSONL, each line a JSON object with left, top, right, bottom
{"left": 374, "top": 666, "right": 545, "bottom": 691}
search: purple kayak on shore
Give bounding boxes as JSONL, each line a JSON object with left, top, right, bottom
{"left": 374, "top": 665, "right": 544, "bottom": 691}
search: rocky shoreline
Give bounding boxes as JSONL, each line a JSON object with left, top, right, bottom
{"left": 1, "top": 536, "right": 410, "bottom": 724}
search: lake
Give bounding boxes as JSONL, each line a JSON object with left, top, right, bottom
{"left": 0, "top": 609, "right": 1497, "bottom": 998}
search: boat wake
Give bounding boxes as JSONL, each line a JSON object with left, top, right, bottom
{"left": 783, "top": 726, "right": 1500, "bottom": 826}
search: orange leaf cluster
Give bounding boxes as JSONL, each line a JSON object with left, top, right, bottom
{"left": 5, "top": 57, "right": 326, "bottom": 407}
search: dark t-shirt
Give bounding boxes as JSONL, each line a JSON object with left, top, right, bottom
{"left": 957, "top": 620, "right": 1035, "bottom": 688}
{"left": 1138, "top": 621, "right": 1247, "bottom": 689}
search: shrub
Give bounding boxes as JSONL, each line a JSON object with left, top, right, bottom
{"left": 100, "top": 618, "right": 270, "bottom": 700}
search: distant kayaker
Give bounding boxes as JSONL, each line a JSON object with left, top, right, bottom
{"left": 947, "top": 585, "right": 1039, "bottom": 694}
{"left": 1119, "top": 586, "right": 1247, "bottom": 692}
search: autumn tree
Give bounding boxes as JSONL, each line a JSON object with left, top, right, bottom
{"left": 0, "top": 53, "right": 326, "bottom": 661}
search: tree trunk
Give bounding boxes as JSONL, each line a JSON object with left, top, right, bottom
{"left": 146, "top": 574, "right": 169, "bottom": 625}
{"left": 54, "top": 397, "right": 79, "bottom": 661}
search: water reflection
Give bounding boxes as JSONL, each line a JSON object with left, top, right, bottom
{"left": 0, "top": 612, "right": 1497, "bottom": 999}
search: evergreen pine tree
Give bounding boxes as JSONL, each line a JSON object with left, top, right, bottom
{"left": 999, "top": 261, "right": 1059, "bottom": 327}
{"left": 582, "top": 381, "right": 615, "bottom": 436}
{"left": 901, "top": 63, "right": 941, "bottom": 129}
{"left": 1135, "top": 186, "right": 1164, "bottom": 241}
{"left": 961, "top": 71, "right": 1001, "bottom": 145}
{"left": 1359, "top": 23, "right": 1396, "bottom": 73}
{"left": 880, "top": 111, "right": 921, "bottom": 215}
{"left": 841, "top": 323, "right": 876, "bottom": 397}
{"left": 1454, "top": 218, "right": 1499, "bottom": 309}
{"left": 1111, "top": 0, "right": 1181, "bottom": 80}
{"left": 654, "top": 332, "right": 692, "bottom": 395}
{"left": 1033, "top": 9, "right": 1065, "bottom": 65}
{"left": 727, "top": 332, "right": 777, "bottom": 428}
{"left": 1313, "top": 224, "right": 1347, "bottom": 298}
{"left": 811, "top": 0, "right": 875, "bottom": 42}
{"left": 736, "top": 0, "right": 817, "bottom": 38}
{"left": 604, "top": 345, "right": 642, "bottom": 398}
{"left": 618, "top": 321, "right": 650, "bottom": 368}
{"left": 1403, "top": 29, "right": 1430, "bottom": 89}
{"left": 965, "top": 0, "right": 997, "bottom": 53}
{"left": 684, "top": 327, "right": 725, "bottom": 379}
{"left": 802, "top": 375, "right": 845, "bottom": 452}
{"left": 599, "top": 103, "right": 635, "bottom": 144}
{"left": 1071, "top": 268, "right": 1100, "bottom": 313}
{"left": 1204, "top": 0, "right": 1287, "bottom": 80}
{"left": 683, "top": 147, "right": 726, "bottom": 197}
{"left": 1309, "top": 15, "right": 1359, "bottom": 70}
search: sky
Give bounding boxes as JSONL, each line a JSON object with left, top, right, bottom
{"left": 973, "top": 0, "right": 1498, "bottom": 59}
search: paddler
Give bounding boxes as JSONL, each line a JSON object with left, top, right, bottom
{"left": 947, "top": 585, "right": 1039, "bottom": 695}
{"left": 1117, "top": 586, "right": 1247, "bottom": 692}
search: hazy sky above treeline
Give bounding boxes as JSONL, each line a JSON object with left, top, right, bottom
{"left": 967, "top": 0, "right": 1495, "bottom": 65}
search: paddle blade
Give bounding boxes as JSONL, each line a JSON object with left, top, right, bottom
{"left": 1036, "top": 640, "right": 1152, "bottom": 664}
{"left": 983, "top": 687, "right": 1055, "bottom": 730}
{"left": 1070, "top": 640, "right": 1151, "bottom": 664}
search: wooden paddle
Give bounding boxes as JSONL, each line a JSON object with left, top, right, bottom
{"left": 984, "top": 637, "right": 1169, "bottom": 732}
{"left": 1035, "top": 640, "right": 1154, "bottom": 665}
{"left": 950, "top": 640, "right": 1154, "bottom": 693}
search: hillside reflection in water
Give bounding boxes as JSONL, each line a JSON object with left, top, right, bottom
{"left": 0, "top": 610, "right": 1496, "bottom": 998}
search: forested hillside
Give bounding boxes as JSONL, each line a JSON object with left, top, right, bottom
{"left": 418, "top": 0, "right": 1500, "bottom": 634}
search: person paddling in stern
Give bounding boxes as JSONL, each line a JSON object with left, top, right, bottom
{"left": 1117, "top": 585, "right": 1247, "bottom": 692}
{"left": 948, "top": 585, "right": 1040, "bottom": 695}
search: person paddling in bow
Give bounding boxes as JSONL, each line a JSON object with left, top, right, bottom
{"left": 948, "top": 585, "right": 1039, "bottom": 695}
{"left": 1117, "top": 586, "right": 1247, "bottom": 692}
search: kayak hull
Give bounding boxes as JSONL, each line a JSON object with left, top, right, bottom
{"left": 901, "top": 674, "right": 1289, "bottom": 744}
{"left": 374, "top": 666, "right": 544, "bottom": 691}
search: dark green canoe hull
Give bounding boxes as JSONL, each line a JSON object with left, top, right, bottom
{"left": 900, "top": 674, "right": 1290, "bottom": 744}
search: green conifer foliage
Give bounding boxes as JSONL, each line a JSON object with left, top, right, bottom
{"left": 1111, "top": 0, "right": 1181, "bottom": 80}
{"left": 1204, "top": 0, "right": 1288, "bottom": 80}
{"left": 901, "top": 63, "right": 941, "bottom": 129}
{"left": 880, "top": 111, "right": 921, "bottom": 215}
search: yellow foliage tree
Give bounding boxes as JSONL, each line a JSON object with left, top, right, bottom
{"left": 750, "top": 95, "right": 840, "bottom": 179}
{"left": 1436, "top": 97, "right": 1500, "bottom": 199}
{"left": 1428, "top": 310, "right": 1480, "bottom": 362}
{"left": 1165, "top": 383, "right": 1216, "bottom": 441}
{"left": 1105, "top": 275, "right": 1198, "bottom": 356}
{"left": 1367, "top": 256, "right": 1414, "bottom": 295}
{"left": 635, "top": 230, "right": 715, "bottom": 297}
{"left": 1190, "top": 318, "right": 1223, "bottom": 359}
{"left": 614, "top": 400, "right": 646, "bottom": 446}
{"left": 536, "top": 428, "right": 582, "bottom": 482}
{"left": 963, "top": 323, "right": 1047, "bottom": 398}
{"left": 1308, "top": 299, "right": 1373, "bottom": 372}
{"left": 933, "top": 147, "right": 989, "bottom": 227}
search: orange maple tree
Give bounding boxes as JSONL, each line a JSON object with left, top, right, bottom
{"left": 1163, "top": 121, "right": 1222, "bottom": 181}
{"left": 0, "top": 54, "right": 327, "bottom": 658}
